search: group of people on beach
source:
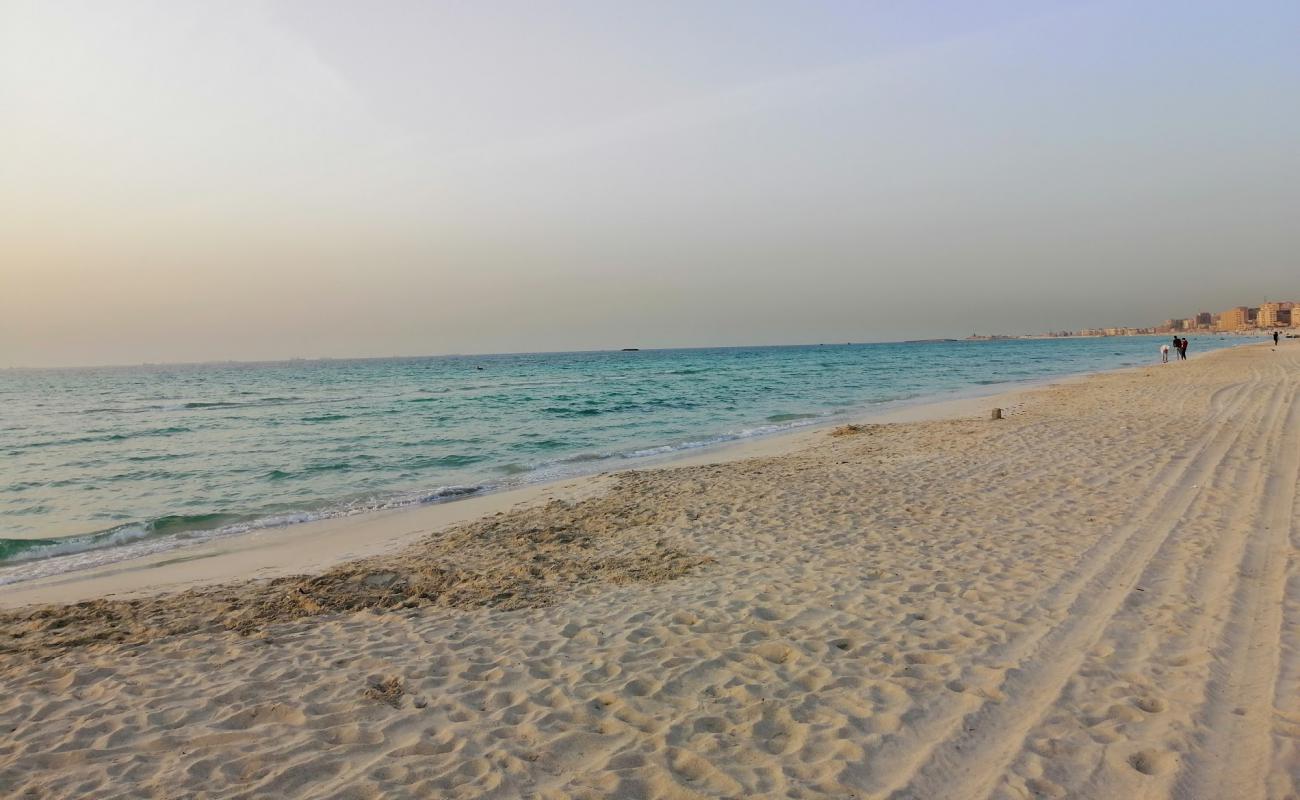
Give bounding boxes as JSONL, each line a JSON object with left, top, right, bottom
{"left": 1161, "top": 336, "right": 1189, "bottom": 363}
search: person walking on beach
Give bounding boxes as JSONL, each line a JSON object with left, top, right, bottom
{"left": 1161, "top": 343, "right": 1170, "bottom": 363}
{"left": 1275, "top": 331, "right": 1281, "bottom": 346}
{"left": 1179, "top": 337, "right": 1188, "bottom": 360}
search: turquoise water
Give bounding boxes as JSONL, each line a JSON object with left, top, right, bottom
{"left": 0, "top": 335, "right": 1242, "bottom": 585}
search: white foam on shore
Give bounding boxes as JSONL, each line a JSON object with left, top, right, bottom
{"left": 0, "top": 485, "right": 485, "bottom": 587}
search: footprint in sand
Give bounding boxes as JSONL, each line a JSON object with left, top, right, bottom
{"left": 667, "top": 748, "right": 743, "bottom": 795}
{"left": 622, "top": 677, "right": 657, "bottom": 697}
{"left": 214, "top": 703, "right": 307, "bottom": 730}
{"left": 752, "top": 642, "right": 799, "bottom": 665}
{"left": 1025, "top": 777, "right": 1067, "bottom": 798}
{"left": 903, "top": 650, "right": 949, "bottom": 665}
{"left": 796, "top": 666, "right": 832, "bottom": 692}
{"left": 1107, "top": 704, "right": 1146, "bottom": 724}
{"left": 693, "top": 716, "right": 728, "bottom": 734}
{"left": 1128, "top": 749, "right": 1174, "bottom": 775}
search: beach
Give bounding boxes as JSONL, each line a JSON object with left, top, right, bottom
{"left": 2, "top": 337, "right": 1241, "bottom": 591}
{"left": 3, "top": 341, "right": 1298, "bottom": 798}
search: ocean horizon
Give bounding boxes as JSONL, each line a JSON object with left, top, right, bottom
{"left": 0, "top": 334, "right": 1245, "bottom": 587}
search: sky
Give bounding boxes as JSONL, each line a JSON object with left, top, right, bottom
{"left": 3, "top": 0, "right": 1299, "bottom": 367}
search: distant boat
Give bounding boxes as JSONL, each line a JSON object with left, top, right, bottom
{"left": 621, "top": 348, "right": 640, "bottom": 351}
{"left": 903, "top": 338, "right": 959, "bottom": 344}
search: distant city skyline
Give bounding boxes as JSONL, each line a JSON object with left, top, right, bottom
{"left": 968, "top": 297, "right": 1300, "bottom": 340}
{"left": 4, "top": 1, "right": 1300, "bottom": 367}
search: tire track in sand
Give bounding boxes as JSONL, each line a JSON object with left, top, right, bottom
{"left": 874, "top": 366, "right": 1265, "bottom": 800}
{"left": 991, "top": 360, "right": 1291, "bottom": 799}
{"left": 1172, "top": 356, "right": 1300, "bottom": 800}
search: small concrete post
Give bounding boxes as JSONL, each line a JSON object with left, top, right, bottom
{"left": 991, "top": 408, "right": 1003, "bottom": 420}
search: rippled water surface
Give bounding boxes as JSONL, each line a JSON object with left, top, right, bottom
{"left": 0, "top": 335, "right": 1241, "bottom": 584}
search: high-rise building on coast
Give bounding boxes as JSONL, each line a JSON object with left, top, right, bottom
{"left": 1218, "top": 306, "right": 1250, "bottom": 331}
{"left": 992, "top": 297, "right": 1295, "bottom": 338}
{"left": 1258, "top": 302, "right": 1294, "bottom": 328}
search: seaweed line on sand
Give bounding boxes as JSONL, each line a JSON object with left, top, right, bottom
{"left": 0, "top": 473, "right": 713, "bottom": 658}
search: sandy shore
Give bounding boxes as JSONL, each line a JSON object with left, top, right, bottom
{"left": 3, "top": 342, "right": 1298, "bottom": 798}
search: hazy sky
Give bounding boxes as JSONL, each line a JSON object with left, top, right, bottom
{"left": 3, "top": 1, "right": 1299, "bottom": 366}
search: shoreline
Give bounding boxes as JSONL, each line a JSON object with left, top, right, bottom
{"left": 4, "top": 340, "right": 1297, "bottom": 798}
{"left": 0, "top": 344, "right": 1240, "bottom": 609}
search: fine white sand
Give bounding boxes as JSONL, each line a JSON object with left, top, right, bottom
{"left": 3, "top": 342, "right": 1298, "bottom": 799}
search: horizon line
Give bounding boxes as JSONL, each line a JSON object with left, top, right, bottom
{"left": 4, "top": 331, "right": 1259, "bottom": 373}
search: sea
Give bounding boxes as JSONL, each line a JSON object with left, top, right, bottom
{"left": 0, "top": 335, "right": 1243, "bottom": 587}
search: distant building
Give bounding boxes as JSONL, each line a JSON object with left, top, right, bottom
{"left": 1196, "top": 312, "right": 1213, "bottom": 327}
{"left": 1259, "top": 302, "right": 1286, "bottom": 328}
{"left": 1218, "top": 306, "right": 1250, "bottom": 331}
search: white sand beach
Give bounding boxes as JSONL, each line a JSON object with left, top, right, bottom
{"left": 3, "top": 342, "right": 1299, "bottom": 799}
